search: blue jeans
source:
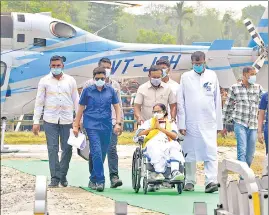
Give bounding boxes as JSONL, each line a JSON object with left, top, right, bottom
{"left": 234, "top": 122, "right": 257, "bottom": 167}
{"left": 85, "top": 129, "right": 112, "bottom": 184}
{"left": 264, "top": 123, "right": 268, "bottom": 154}
{"left": 43, "top": 121, "right": 73, "bottom": 182}
{"left": 89, "top": 131, "right": 119, "bottom": 180}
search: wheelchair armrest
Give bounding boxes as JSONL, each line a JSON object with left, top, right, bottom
{"left": 133, "top": 135, "right": 145, "bottom": 145}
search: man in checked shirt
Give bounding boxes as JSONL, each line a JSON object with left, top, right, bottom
{"left": 222, "top": 66, "right": 264, "bottom": 167}
{"left": 32, "top": 55, "right": 79, "bottom": 188}
{"left": 82, "top": 57, "right": 124, "bottom": 189}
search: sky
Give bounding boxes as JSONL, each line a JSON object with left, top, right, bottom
{"left": 124, "top": 1, "right": 268, "bottom": 18}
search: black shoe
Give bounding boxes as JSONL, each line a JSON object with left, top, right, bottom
{"left": 48, "top": 180, "right": 59, "bottom": 188}
{"left": 205, "top": 182, "right": 218, "bottom": 193}
{"left": 183, "top": 183, "right": 194, "bottom": 191}
{"left": 88, "top": 181, "right": 96, "bottom": 190}
{"left": 96, "top": 183, "right": 105, "bottom": 192}
{"left": 110, "top": 175, "right": 123, "bottom": 188}
{"left": 60, "top": 180, "right": 68, "bottom": 187}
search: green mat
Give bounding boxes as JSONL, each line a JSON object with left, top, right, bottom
{"left": 1, "top": 160, "right": 219, "bottom": 215}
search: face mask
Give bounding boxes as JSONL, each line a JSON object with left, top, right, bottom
{"left": 151, "top": 78, "right": 161, "bottom": 86}
{"left": 51, "top": 68, "right": 63, "bottom": 76}
{"left": 105, "top": 68, "right": 111, "bottom": 77}
{"left": 248, "top": 75, "right": 256, "bottom": 85}
{"left": 154, "top": 113, "right": 164, "bottom": 119}
{"left": 193, "top": 64, "right": 204, "bottom": 74}
{"left": 162, "top": 69, "right": 168, "bottom": 78}
{"left": 94, "top": 79, "right": 105, "bottom": 87}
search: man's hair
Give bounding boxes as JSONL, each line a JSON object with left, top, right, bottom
{"left": 149, "top": 65, "right": 162, "bottom": 74}
{"left": 191, "top": 51, "right": 206, "bottom": 61}
{"left": 98, "top": 57, "right": 111, "bottom": 66}
{"left": 50, "top": 55, "right": 66, "bottom": 64}
{"left": 93, "top": 66, "right": 106, "bottom": 77}
{"left": 156, "top": 58, "right": 170, "bottom": 67}
{"left": 243, "top": 66, "right": 255, "bottom": 74}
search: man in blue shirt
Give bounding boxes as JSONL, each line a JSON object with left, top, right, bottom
{"left": 258, "top": 92, "right": 268, "bottom": 154}
{"left": 73, "top": 67, "right": 122, "bottom": 192}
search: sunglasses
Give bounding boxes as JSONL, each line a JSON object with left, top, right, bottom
{"left": 95, "top": 77, "right": 105, "bottom": 81}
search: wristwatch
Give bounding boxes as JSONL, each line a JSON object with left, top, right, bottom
{"left": 116, "top": 122, "right": 122, "bottom": 126}
{"left": 171, "top": 118, "right": 176, "bottom": 122}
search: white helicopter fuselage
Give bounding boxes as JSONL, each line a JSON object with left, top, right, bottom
{"left": 1, "top": 11, "right": 268, "bottom": 119}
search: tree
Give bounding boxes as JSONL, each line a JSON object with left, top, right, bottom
{"left": 241, "top": 5, "right": 266, "bottom": 26}
{"left": 165, "top": 1, "right": 194, "bottom": 44}
{"left": 136, "top": 29, "right": 176, "bottom": 44}
{"left": 88, "top": 2, "right": 123, "bottom": 40}
{"left": 222, "top": 10, "right": 236, "bottom": 39}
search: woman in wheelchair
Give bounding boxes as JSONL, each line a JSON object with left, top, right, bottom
{"left": 135, "top": 103, "right": 185, "bottom": 182}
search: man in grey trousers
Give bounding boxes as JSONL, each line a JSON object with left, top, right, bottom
{"left": 33, "top": 55, "right": 79, "bottom": 187}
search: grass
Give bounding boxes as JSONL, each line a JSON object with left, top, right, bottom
{"left": 2, "top": 131, "right": 265, "bottom": 150}
{"left": 3, "top": 131, "right": 266, "bottom": 176}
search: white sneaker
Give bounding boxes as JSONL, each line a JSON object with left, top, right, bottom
{"left": 155, "top": 173, "right": 165, "bottom": 181}
{"left": 170, "top": 171, "right": 184, "bottom": 181}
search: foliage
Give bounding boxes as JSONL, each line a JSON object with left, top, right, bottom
{"left": 4, "top": 132, "right": 266, "bottom": 151}
{"left": 165, "top": 1, "right": 194, "bottom": 44}
{"left": 0, "top": 1, "right": 266, "bottom": 46}
{"left": 136, "top": 29, "right": 176, "bottom": 44}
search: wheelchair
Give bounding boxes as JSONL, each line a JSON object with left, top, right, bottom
{"left": 132, "top": 135, "right": 185, "bottom": 195}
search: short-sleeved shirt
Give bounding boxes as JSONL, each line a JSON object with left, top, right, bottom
{"left": 259, "top": 92, "right": 268, "bottom": 125}
{"left": 83, "top": 78, "right": 124, "bottom": 125}
{"left": 79, "top": 84, "right": 119, "bottom": 130}
{"left": 134, "top": 81, "right": 177, "bottom": 121}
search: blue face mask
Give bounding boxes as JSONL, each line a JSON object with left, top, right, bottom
{"left": 95, "top": 79, "right": 105, "bottom": 87}
{"left": 248, "top": 75, "right": 256, "bottom": 85}
{"left": 51, "top": 68, "right": 63, "bottom": 76}
{"left": 193, "top": 64, "right": 204, "bottom": 74}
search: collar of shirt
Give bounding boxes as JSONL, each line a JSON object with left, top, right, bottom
{"left": 147, "top": 80, "right": 164, "bottom": 89}
{"left": 49, "top": 72, "right": 65, "bottom": 80}
{"left": 191, "top": 69, "right": 206, "bottom": 76}
{"left": 91, "top": 83, "right": 108, "bottom": 91}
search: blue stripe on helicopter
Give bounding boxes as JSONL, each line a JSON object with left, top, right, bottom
{"left": 208, "top": 40, "right": 234, "bottom": 51}
{"left": 258, "top": 19, "right": 268, "bottom": 27}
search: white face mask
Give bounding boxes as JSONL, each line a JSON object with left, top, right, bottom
{"left": 105, "top": 68, "right": 111, "bottom": 77}
{"left": 153, "top": 113, "right": 164, "bottom": 119}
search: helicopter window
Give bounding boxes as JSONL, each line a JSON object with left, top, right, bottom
{"left": 17, "top": 14, "right": 25, "bottom": 22}
{"left": 1, "top": 61, "right": 7, "bottom": 87}
{"left": 1, "top": 15, "right": 13, "bottom": 38}
{"left": 50, "top": 21, "right": 76, "bottom": 38}
{"left": 17, "top": 34, "right": 25, "bottom": 42}
{"left": 34, "top": 38, "right": 46, "bottom": 46}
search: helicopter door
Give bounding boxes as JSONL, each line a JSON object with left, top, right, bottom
{"left": 1, "top": 55, "right": 12, "bottom": 112}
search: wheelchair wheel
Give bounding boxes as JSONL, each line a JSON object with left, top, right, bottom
{"left": 132, "top": 147, "right": 142, "bottom": 193}
{"left": 177, "top": 182, "right": 183, "bottom": 194}
{"left": 143, "top": 177, "right": 148, "bottom": 194}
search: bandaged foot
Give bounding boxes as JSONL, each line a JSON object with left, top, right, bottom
{"left": 155, "top": 173, "right": 165, "bottom": 181}
{"left": 170, "top": 170, "right": 184, "bottom": 182}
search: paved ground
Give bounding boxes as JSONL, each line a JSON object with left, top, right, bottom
{"left": 1, "top": 144, "right": 266, "bottom": 215}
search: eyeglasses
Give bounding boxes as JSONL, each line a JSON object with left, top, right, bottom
{"left": 95, "top": 77, "right": 105, "bottom": 81}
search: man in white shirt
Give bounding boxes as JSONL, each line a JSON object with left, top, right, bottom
{"left": 156, "top": 58, "right": 180, "bottom": 122}
{"left": 32, "top": 55, "right": 79, "bottom": 188}
{"left": 177, "top": 51, "right": 223, "bottom": 193}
